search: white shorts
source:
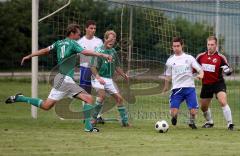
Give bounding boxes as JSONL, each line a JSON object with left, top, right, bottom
{"left": 91, "top": 77, "right": 119, "bottom": 94}
{"left": 48, "top": 73, "right": 85, "bottom": 101}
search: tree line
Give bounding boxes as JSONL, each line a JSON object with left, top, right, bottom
{"left": 0, "top": 0, "right": 213, "bottom": 70}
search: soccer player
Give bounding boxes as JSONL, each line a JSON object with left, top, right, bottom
{"left": 163, "top": 37, "right": 204, "bottom": 129}
{"left": 196, "top": 36, "right": 234, "bottom": 130}
{"left": 5, "top": 24, "right": 112, "bottom": 132}
{"left": 77, "top": 20, "right": 105, "bottom": 124}
{"left": 77, "top": 20, "right": 103, "bottom": 93}
{"left": 90, "top": 30, "right": 130, "bottom": 127}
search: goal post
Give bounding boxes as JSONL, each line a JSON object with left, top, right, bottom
{"left": 31, "top": 0, "right": 71, "bottom": 118}
{"left": 31, "top": 0, "right": 38, "bottom": 119}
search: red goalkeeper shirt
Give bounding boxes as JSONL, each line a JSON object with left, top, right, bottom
{"left": 196, "top": 51, "right": 229, "bottom": 85}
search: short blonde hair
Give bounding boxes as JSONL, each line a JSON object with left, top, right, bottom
{"left": 104, "top": 30, "right": 116, "bottom": 40}
{"left": 207, "top": 36, "right": 218, "bottom": 43}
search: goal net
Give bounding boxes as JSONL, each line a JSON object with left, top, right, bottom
{"left": 37, "top": 0, "right": 240, "bottom": 127}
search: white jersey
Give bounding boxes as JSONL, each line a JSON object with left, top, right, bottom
{"left": 77, "top": 36, "right": 103, "bottom": 67}
{"left": 165, "top": 52, "right": 202, "bottom": 90}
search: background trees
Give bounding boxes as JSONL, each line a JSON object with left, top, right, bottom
{"left": 0, "top": 0, "right": 212, "bottom": 70}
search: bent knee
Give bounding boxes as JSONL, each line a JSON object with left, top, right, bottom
{"left": 41, "top": 104, "right": 52, "bottom": 110}
{"left": 40, "top": 100, "right": 56, "bottom": 110}
{"left": 85, "top": 96, "right": 94, "bottom": 104}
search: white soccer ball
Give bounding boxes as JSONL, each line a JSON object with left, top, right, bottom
{"left": 155, "top": 120, "right": 169, "bottom": 133}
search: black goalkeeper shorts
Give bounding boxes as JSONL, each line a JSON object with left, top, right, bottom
{"left": 200, "top": 82, "right": 227, "bottom": 98}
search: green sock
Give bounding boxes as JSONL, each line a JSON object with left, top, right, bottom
{"left": 93, "top": 101, "right": 103, "bottom": 120}
{"left": 83, "top": 104, "right": 93, "bottom": 131}
{"left": 16, "top": 95, "right": 42, "bottom": 107}
{"left": 118, "top": 106, "right": 128, "bottom": 124}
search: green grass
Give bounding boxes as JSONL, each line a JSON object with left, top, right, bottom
{"left": 0, "top": 80, "right": 240, "bottom": 156}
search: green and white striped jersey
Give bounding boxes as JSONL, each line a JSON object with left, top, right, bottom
{"left": 91, "top": 46, "right": 120, "bottom": 78}
{"left": 49, "top": 38, "right": 84, "bottom": 78}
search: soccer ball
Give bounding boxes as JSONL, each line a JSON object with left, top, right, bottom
{"left": 155, "top": 120, "right": 169, "bottom": 133}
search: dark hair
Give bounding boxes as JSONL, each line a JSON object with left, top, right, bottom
{"left": 85, "top": 20, "right": 96, "bottom": 28}
{"left": 207, "top": 36, "right": 218, "bottom": 43}
{"left": 172, "top": 37, "right": 184, "bottom": 45}
{"left": 66, "top": 24, "right": 80, "bottom": 36}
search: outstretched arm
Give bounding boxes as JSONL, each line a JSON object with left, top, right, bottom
{"left": 81, "top": 50, "right": 112, "bottom": 62}
{"left": 21, "top": 47, "right": 50, "bottom": 65}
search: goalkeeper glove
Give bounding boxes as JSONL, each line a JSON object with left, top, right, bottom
{"left": 221, "top": 65, "right": 232, "bottom": 76}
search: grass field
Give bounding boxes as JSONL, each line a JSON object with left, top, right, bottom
{"left": 0, "top": 79, "right": 240, "bottom": 156}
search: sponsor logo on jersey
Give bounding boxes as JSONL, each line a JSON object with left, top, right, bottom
{"left": 212, "top": 58, "right": 217, "bottom": 63}
{"left": 202, "top": 63, "right": 215, "bottom": 72}
{"left": 173, "top": 65, "right": 191, "bottom": 75}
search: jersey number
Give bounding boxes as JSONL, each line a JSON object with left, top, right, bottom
{"left": 60, "top": 45, "right": 65, "bottom": 59}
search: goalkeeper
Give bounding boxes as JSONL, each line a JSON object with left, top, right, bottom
{"left": 196, "top": 36, "right": 234, "bottom": 130}
{"left": 90, "top": 30, "right": 130, "bottom": 127}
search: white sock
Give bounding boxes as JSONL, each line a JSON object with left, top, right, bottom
{"left": 203, "top": 108, "right": 213, "bottom": 124}
{"left": 222, "top": 104, "right": 233, "bottom": 126}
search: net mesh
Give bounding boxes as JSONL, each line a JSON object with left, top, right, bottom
{"left": 37, "top": 0, "right": 240, "bottom": 127}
